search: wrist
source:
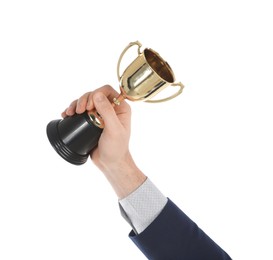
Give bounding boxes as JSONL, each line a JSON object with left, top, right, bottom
{"left": 96, "top": 152, "right": 147, "bottom": 199}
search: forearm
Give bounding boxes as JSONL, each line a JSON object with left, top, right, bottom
{"left": 129, "top": 199, "right": 232, "bottom": 260}
{"left": 117, "top": 177, "right": 231, "bottom": 259}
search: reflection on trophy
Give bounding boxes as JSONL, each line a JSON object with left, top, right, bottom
{"left": 46, "top": 41, "right": 184, "bottom": 165}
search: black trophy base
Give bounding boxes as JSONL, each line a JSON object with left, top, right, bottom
{"left": 46, "top": 112, "right": 103, "bottom": 165}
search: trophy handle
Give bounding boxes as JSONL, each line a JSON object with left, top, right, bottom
{"left": 117, "top": 41, "right": 142, "bottom": 80}
{"left": 145, "top": 82, "right": 185, "bottom": 103}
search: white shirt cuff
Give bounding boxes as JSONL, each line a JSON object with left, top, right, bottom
{"left": 119, "top": 178, "right": 167, "bottom": 234}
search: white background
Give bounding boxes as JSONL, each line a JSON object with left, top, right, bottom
{"left": 0, "top": 0, "right": 272, "bottom": 259}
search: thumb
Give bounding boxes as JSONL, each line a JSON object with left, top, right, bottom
{"left": 93, "top": 92, "right": 120, "bottom": 129}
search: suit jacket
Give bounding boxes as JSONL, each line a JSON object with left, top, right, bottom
{"left": 129, "top": 199, "right": 231, "bottom": 260}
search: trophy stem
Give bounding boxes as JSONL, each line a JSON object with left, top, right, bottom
{"left": 112, "top": 94, "right": 125, "bottom": 106}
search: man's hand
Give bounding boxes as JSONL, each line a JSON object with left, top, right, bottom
{"left": 62, "top": 85, "right": 146, "bottom": 199}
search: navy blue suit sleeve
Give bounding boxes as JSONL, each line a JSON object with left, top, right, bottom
{"left": 129, "top": 199, "right": 231, "bottom": 260}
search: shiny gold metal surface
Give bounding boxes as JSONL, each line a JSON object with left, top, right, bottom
{"left": 89, "top": 110, "right": 104, "bottom": 128}
{"left": 91, "top": 41, "right": 184, "bottom": 128}
{"left": 117, "top": 41, "right": 184, "bottom": 102}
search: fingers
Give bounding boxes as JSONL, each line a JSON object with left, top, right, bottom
{"left": 62, "top": 85, "right": 121, "bottom": 118}
{"left": 93, "top": 92, "right": 121, "bottom": 130}
{"left": 61, "top": 91, "right": 94, "bottom": 118}
{"left": 61, "top": 99, "right": 77, "bottom": 118}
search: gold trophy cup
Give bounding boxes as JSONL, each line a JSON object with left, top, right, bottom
{"left": 46, "top": 41, "right": 184, "bottom": 165}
